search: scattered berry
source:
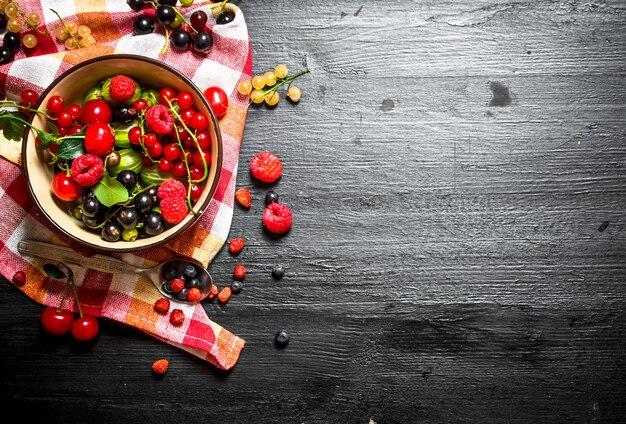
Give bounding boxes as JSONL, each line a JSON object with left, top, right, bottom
{"left": 152, "top": 359, "right": 169, "bottom": 375}
{"left": 169, "top": 308, "right": 185, "bottom": 326}
{"left": 154, "top": 298, "right": 170, "bottom": 314}
{"left": 263, "top": 203, "right": 293, "bottom": 234}
{"left": 230, "top": 280, "right": 243, "bottom": 294}
{"left": 275, "top": 329, "right": 290, "bottom": 348}
{"left": 170, "top": 278, "right": 185, "bottom": 293}
{"left": 12, "top": 270, "right": 26, "bottom": 286}
{"left": 233, "top": 264, "right": 246, "bottom": 280}
{"left": 208, "top": 284, "right": 218, "bottom": 300}
{"left": 229, "top": 238, "right": 245, "bottom": 254}
{"left": 272, "top": 264, "right": 285, "bottom": 280}
{"left": 71, "top": 315, "right": 100, "bottom": 341}
{"left": 157, "top": 178, "right": 187, "bottom": 200}
{"left": 187, "top": 287, "right": 202, "bottom": 302}
{"left": 218, "top": 287, "right": 232, "bottom": 303}
{"left": 250, "top": 151, "right": 283, "bottom": 183}
{"left": 41, "top": 307, "right": 74, "bottom": 335}
{"left": 265, "top": 190, "right": 279, "bottom": 205}
{"left": 146, "top": 104, "right": 174, "bottom": 134}
{"left": 109, "top": 75, "right": 137, "bottom": 103}
{"left": 287, "top": 86, "right": 302, "bottom": 103}
{"left": 235, "top": 188, "right": 251, "bottom": 208}
{"left": 160, "top": 196, "right": 189, "bottom": 224}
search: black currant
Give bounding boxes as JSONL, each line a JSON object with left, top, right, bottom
{"left": 117, "top": 208, "right": 139, "bottom": 230}
{"left": 117, "top": 170, "right": 138, "bottom": 190}
{"left": 188, "top": 278, "right": 200, "bottom": 288}
{"left": 176, "top": 287, "right": 189, "bottom": 301}
{"left": 82, "top": 214, "right": 99, "bottom": 228}
{"left": 82, "top": 196, "right": 100, "bottom": 217}
{"left": 133, "top": 15, "right": 155, "bottom": 35}
{"left": 274, "top": 330, "right": 289, "bottom": 348}
{"left": 143, "top": 211, "right": 164, "bottom": 235}
{"left": 156, "top": 5, "right": 176, "bottom": 25}
{"left": 183, "top": 263, "right": 197, "bottom": 279}
{"left": 148, "top": 186, "right": 158, "bottom": 201}
{"left": 265, "top": 190, "right": 279, "bottom": 205}
{"left": 231, "top": 280, "right": 243, "bottom": 294}
{"left": 162, "top": 281, "right": 174, "bottom": 294}
{"left": 0, "top": 15, "right": 7, "bottom": 32}
{"left": 112, "top": 105, "right": 136, "bottom": 124}
{"left": 102, "top": 222, "right": 122, "bottom": 242}
{"left": 216, "top": 10, "right": 236, "bottom": 25}
{"left": 192, "top": 32, "right": 213, "bottom": 54}
{"left": 126, "top": 0, "right": 145, "bottom": 11}
{"left": 3, "top": 32, "right": 21, "bottom": 52}
{"left": 134, "top": 192, "right": 154, "bottom": 214}
{"left": 164, "top": 268, "right": 177, "bottom": 280}
{"left": 170, "top": 29, "right": 191, "bottom": 51}
{"left": 272, "top": 264, "right": 285, "bottom": 280}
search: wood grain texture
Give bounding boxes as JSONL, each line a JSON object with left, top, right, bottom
{"left": 1, "top": 1, "right": 625, "bottom": 422}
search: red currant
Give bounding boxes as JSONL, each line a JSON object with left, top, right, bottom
{"left": 181, "top": 108, "right": 196, "bottom": 126}
{"left": 142, "top": 154, "right": 153, "bottom": 167}
{"left": 18, "top": 101, "right": 31, "bottom": 116}
{"left": 41, "top": 307, "right": 74, "bottom": 335}
{"left": 193, "top": 149, "right": 210, "bottom": 168}
{"left": 189, "top": 166, "right": 203, "bottom": 180}
{"left": 20, "top": 89, "right": 39, "bottom": 106}
{"left": 133, "top": 99, "right": 148, "bottom": 111}
{"left": 68, "top": 124, "right": 83, "bottom": 135}
{"left": 66, "top": 103, "right": 82, "bottom": 121}
{"left": 47, "top": 95, "right": 65, "bottom": 114}
{"left": 163, "top": 143, "right": 181, "bottom": 161}
{"left": 180, "top": 150, "right": 192, "bottom": 163}
{"left": 144, "top": 133, "right": 157, "bottom": 148}
{"left": 170, "top": 125, "right": 190, "bottom": 144}
{"left": 196, "top": 130, "right": 211, "bottom": 150}
{"left": 172, "top": 161, "right": 187, "bottom": 177}
{"left": 158, "top": 157, "right": 173, "bottom": 172}
{"left": 128, "top": 126, "right": 143, "bottom": 145}
{"left": 57, "top": 111, "right": 74, "bottom": 128}
{"left": 147, "top": 142, "right": 163, "bottom": 159}
{"left": 189, "top": 183, "right": 202, "bottom": 200}
{"left": 159, "top": 87, "right": 177, "bottom": 105}
{"left": 52, "top": 172, "right": 84, "bottom": 201}
{"left": 71, "top": 315, "right": 99, "bottom": 341}
{"left": 203, "top": 86, "right": 228, "bottom": 117}
{"left": 190, "top": 112, "right": 208, "bottom": 130}
{"left": 177, "top": 91, "right": 194, "bottom": 110}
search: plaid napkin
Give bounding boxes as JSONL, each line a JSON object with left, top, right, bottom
{"left": 0, "top": 0, "right": 252, "bottom": 370}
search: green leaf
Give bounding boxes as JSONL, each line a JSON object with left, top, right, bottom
{"left": 93, "top": 173, "right": 129, "bottom": 207}
{"left": 0, "top": 110, "right": 29, "bottom": 142}
{"left": 43, "top": 263, "right": 66, "bottom": 280}
{"left": 56, "top": 138, "right": 85, "bottom": 160}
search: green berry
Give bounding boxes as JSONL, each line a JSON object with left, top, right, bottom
{"left": 122, "top": 227, "right": 139, "bottom": 242}
{"left": 180, "top": 0, "right": 194, "bottom": 5}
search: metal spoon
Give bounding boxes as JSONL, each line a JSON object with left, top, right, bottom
{"left": 17, "top": 240, "right": 213, "bottom": 303}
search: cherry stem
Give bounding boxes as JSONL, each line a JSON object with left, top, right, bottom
{"left": 57, "top": 273, "right": 70, "bottom": 312}
{"left": 58, "top": 263, "right": 82, "bottom": 317}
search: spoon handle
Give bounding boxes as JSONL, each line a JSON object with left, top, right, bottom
{"left": 17, "top": 240, "right": 139, "bottom": 275}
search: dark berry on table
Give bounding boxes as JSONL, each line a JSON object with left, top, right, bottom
{"left": 134, "top": 192, "right": 154, "bottom": 214}
{"left": 127, "top": 0, "right": 145, "bottom": 11}
{"left": 265, "top": 190, "right": 279, "bottom": 205}
{"left": 272, "top": 264, "right": 285, "bottom": 280}
{"left": 170, "top": 29, "right": 192, "bottom": 51}
{"left": 216, "top": 9, "right": 236, "bottom": 25}
{"left": 117, "top": 208, "right": 139, "bottom": 230}
{"left": 231, "top": 280, "right": 243, "bottom": 294}
{"left": 190, "top": 10, "right": 208, "bottom": 32}
{"left": 0, "top": 15, "right": 7, "bottom": 32}
{"left": 133, "top": 14, "right": 154, "bottom": 35}
{"left": 164, "top": 268, "right": 177, "bottom": 280}
{"left": 82, "top": 196, "right": 100, "bottom": 217}
{"left": 162, "top": 280, "right": 174, "bottom": 294}
{"left": 117, "top": 170, "right": 138, "bottom": 190}
{"left": 275, "top": 330, "right": 290, "bottom": 348}
{"left": 156, "top": 5, "right": 176, "bottom": 25}
{"left": 82, "top": 214, "right": 100, "bottom": 228}
{"left": 176, "top": 287, "right": 189, "bottom": 301}
{"left": 102, "top": 222, "right": 122, "bottom": 242}
{"left": 158, "top": 0, "right": 177, "bottom": 5}
{"left": 183, "top": 263, "right": 197, "bottom": 279}
{"left": 143, "top": 211, "right": 164, "bottom": 235}
{"left": 0, "top": 46, "right": 14, "bottom": 65}
{"left": 192, "top": 31, "right": 213, "bottom": 54}
{"left": 3, "top": 32, "right": 21, "bottom": 52}
{"left": 188, "top": 278, "right": 200, "bottom": 288}
{"left": 112, "top": 105, "right": 136, "bottom": 124}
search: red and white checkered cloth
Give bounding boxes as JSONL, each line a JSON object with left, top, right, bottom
{"left": 0, "top": 0, "right": 252, "bottom": 370}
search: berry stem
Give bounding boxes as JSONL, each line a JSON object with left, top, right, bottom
{"left": 160, "top": 25, "right": 170, "bottom": 56}
{"left": 171, "top": 6, "right": 197, "bottom": 35}
{"left": 0, "top": 100, "right": 56, "bottom": 120}
{"left": 171, "top": 120, "right": 194, "bottom": 210}
{"left": 249, "top": 69, "right": 310, "bottom": 107}
{"left": 50, "top": 8, "right": 83, "bottom": 48}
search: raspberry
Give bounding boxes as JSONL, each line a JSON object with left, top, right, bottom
{"left": 235, "top": 188, "right": 251, "bottom": 208}
{"left": 158, "top": 179, "right": 186, "bottom": 200}
{"left": 146, "top": 104, "right": 174, "bottom": 135}
{"left": 263, "top": 203, "right": 293, "bottom": 234}
{"left": 12, "top": 270, "right": 26, "bottom": 286}
{"left": 160, "top": 196, "right": 189, "bottom": 224}
{"left": 170, "top": 278, "right": 185, "bottom": 293}
{"left": 110, "top": 75, "right": 137, "bottom": 103}
{"left": 170, "top": 309, "right": 185, "bottom": 326}
{"left": 218, "top": 287, "right": 232, "bottom": 303}
{"left": 208, "top": 284, "right": 218, "bottom": 300}
{"left": 154, "top": 298, "right": 170, "bottom": 314}
{"left": 152, "top": 359, "right": 169, "bottom": 375}
{"left": 229, "top": 238, "right": 245, "bottom": 254}
{"left": 70, "top": 154, "right": 104, "bottom": 187}
{"left": 187, "top": 287, "right": 201, "bottom": 302}
{"left": 250, "top": 151, "right": 283, "bottom": 183}
{"left": 233, "top": 264, "right": 246, "bottom": 280}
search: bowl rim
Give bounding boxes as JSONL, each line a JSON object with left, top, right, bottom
{"left": 21, "top": 53, "right": 223, "bottom": 253}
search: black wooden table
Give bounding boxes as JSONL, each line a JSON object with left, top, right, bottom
{"left": 1, "top": 1, "right": 625, "bottom": 422}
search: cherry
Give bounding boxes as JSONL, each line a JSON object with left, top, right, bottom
{"left": 163, "top": 143, "right": 180, "bottom": 161}
{"left": 71, "top": 315, "right": 99, "bottom": 341}
{"left": 20, "top": 89, "right": 39, "bottom": 107}
{"left": 52, "top": 172, "right": 84, "bottom": 201}
{"left": 189, "top": 112, "right": 208, "bottom": 130}
{"left": 81, "top": 99, "right": 112, "bottom": 125}
{"left": 158, "top": 87, "right": 176, "bottom": 105}
{"left": 41, "top": 307, "right": 74, "bottom": 335}
{"left": 177, "top": 91, "right": 193, "bottom": 109}
{"left": 57, "top": 111, "right": 74, "bottom": 128}
{"left": 84, "top": 122, "right": 115, "bottom": 156}
{"left": 203, "top": 86, "right": 228, "bottom": 117}
{"left": 47, "top": 95, "right": 65, "bottom": 114}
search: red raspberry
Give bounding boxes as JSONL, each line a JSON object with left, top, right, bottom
{"left": 160, "top": 196, "right": 189, "bottom": 224}
{"left": 187, "top": 287, "right": 202, "bottom": 302}
{"left": 235, "top": 188, "right": 251, "bottom": 208}
{"left": 152, "top": 359, "right": 169, "bottom": 375}
{"left": 154, "top": 298, "right": 170, "bottom": 314}
{"left": 12, "top": 270, "right": 26, "bottom": 286}
{"left": 218, "top": 287, "right": 232, "bottom": 303}
{"left": 70, "top": 154, "right": 104, "bottom": 187}
{"left": 233, "top": 264, "right": 246, "bottom": 280}
{"left": 208, "top": 284, "right": 218, "bottom": 300}
{"left": 229, "top": 238, "right": 245, "bottom": 254}
{"left": 263, "top": 203, "right": 293, "bottom": 234}
{"left": 169, "top": 309, "right": 185, "bottom": 326}
{"left": 250, "top": 151, "right": 283, "bottom": 183}
{"left": 110, "top": 75, "right": 137, "bottom": 103}
{"left": 158, "top": 178, "right": 186, "bottom": 200}
{"left": 170, "top": 278, "right": 185, "bottom": 293}
{"left": 146, "top": 104, "right": 174, "bottom": 135}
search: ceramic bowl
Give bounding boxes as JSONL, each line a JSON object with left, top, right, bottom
{"left": 21, "top": 54, "right": 222, "bottom": 253}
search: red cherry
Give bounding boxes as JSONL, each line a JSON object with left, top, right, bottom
{"left": 57, "top": 111, "right": 74, "bottom": 128}
{"left": 20, "top": 89, "right": 39, "bottom": 106}
{"left": 128, "top": 126, "right": 143, "bottom": 145}
{"left": 47, "top": 95, "right": 65, "bottom": 114}
{"left": 144, "top": 133, "right": 157, "bottom": 148}
{"left": 41, "top": 307, "right": 75, "bottom": 335}
{"left": 81, "top": 99, "right": 112, "bottom": 125}
{"left": 71, "top": 316, "right": 99, "bottom": 341}
{"left": 172, "top": 161, "right": 187, "bottom": 177}
{"left": 203, "top": 86, "right": 228, "bottom": 117}
{"left": 189, "top": 183, "right": 202, "bottom": 200}
{"left": 66, "top": 103, "right": 82, "bottom": 121}
{"left": 133, "top": 99, "right": 148, "bottom": 111}
{"left": 190, "top": 112, "right": 208, "bottom": 130}
{"left": 84, "top": 123, "right": 115, "bottom": 156}
{"left": 158, "top": 157, "right": 173, "bottom": 172}
{"left": 147, "top": 142, "right": 163, "bottom": 159}
{"left": 193, "top": 149, "right": 210, "bottom": 168}
{"left": 177, "top": 91, "right": 194, "bottom": 110}
{"left": 52, "top": 172, "right": 84, "bottom": 201}
{"left": 196, "top": 130, "right": 211, "bottom": 150}
{"left": 159, "top": 87, "right": 177, "bottom": 105}
{"left": 163, "top": 143, "right": 181, "bottom": 161}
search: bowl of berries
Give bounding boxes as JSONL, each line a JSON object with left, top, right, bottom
{"left": 20, "top": 54, "right": 222, "bottom": 252}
